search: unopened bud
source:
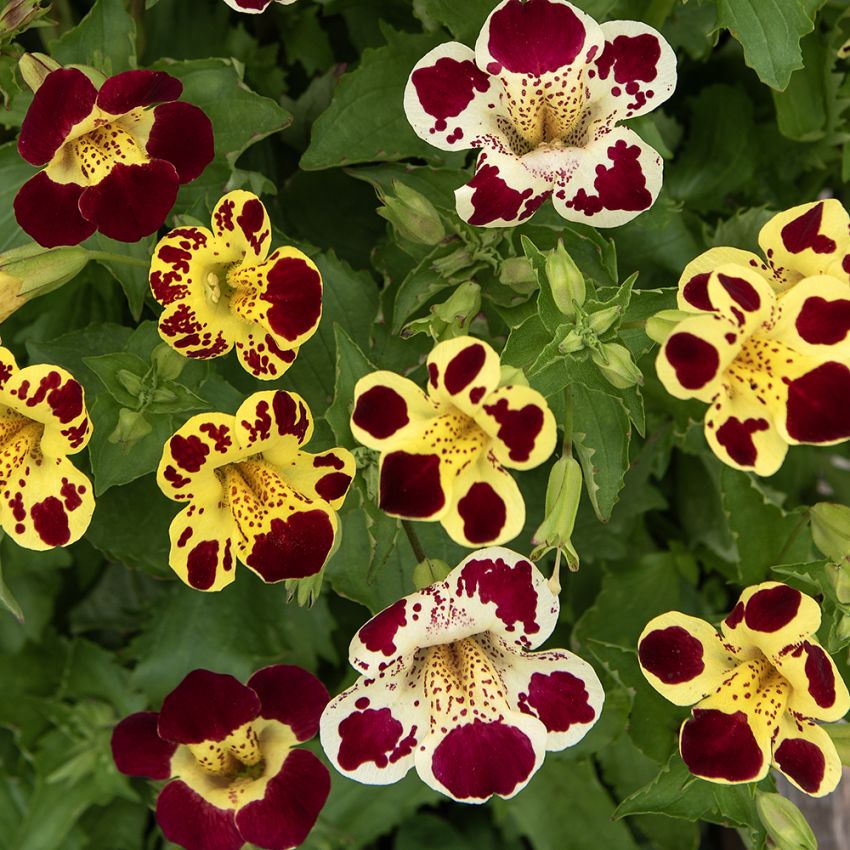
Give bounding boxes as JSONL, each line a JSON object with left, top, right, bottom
{"left": 412, "top": 558, "right": 451, "bottom": 589}
{"left": 499, "top": 257, "right": 537, "bottom": 293}
{"left": 646, "top": 309, "right": 692, "bottom": 344}
{"left": 545, "top": 241, "right": 585, "bottom": 319}
{"left": 116, "top": 369, "right": 143, "bottom": 397}
{"left": 587, "top": 305, "right": 621, "bottom": 336}
{"left": 531, "top": 456, "right": 582, "bottom": 569}
{"left": 151, "top": 387, "right": 177, "bottom": 404}
{"left": 0, "top": 0, "right": 47, "bottom": 36}
{"left": 592, "top": 342, "right": 642, "bottom": 389}
{"left": 402, "top": 281, "right": 481, "bottom": 340}
{"left": 108, "top": 409, "right": 152, "bottom": 445}
{"left": 432, "top": 245, "right": 474, "bottom": 278}
{"left": 755, "top": 792, "right": 816, "bottom": 850}
{"left": 558, "top": 329, "right": 584, "bottom": 354}
{"left": 377, "top": 182, "right": 445, "bottom": 246}
{"left": 151, "top": 343, "right": 185, "bottom": 380}
{"left": 811, "top": 502, "right": 850, "bottom": 565}
{"left": 18, "top": 52, "right": 60, "bottom": 93}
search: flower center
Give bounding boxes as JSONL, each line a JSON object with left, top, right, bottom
{"left": 420, "top": 410, "right": 488, "bottom": 475}
{"left": 0, "top": 411, "right": 43, "bottom": 481}
{"left": 718, "top": 654, "right": 790, "bottom": 733}
{"left": 69, "top": 122, "right": 148, "bottom": 184}
{"left": 724, "top": 334, "right": 807, "bottom": 403}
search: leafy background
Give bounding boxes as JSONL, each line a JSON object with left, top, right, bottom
{"left": 2, "top": 0, "right": 850, "bottom": 848}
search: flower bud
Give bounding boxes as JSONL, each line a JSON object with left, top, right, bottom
{"left": 402, "top": 282, "right": 481, "bottom": 341}
{"left": 108, "top": 409, "right": 152, "bottom": 445}
{"left": 646, "top": 309, "right": 692, "bottom": 344}
{"left": 587, "top": 305, "right": 621, "bottom": 336}
{"left": 545, "top": 241, "right": 585, "bottom": 319}
{"left": 811, "top": 502, "right": 850, "bottom": 565}
{"left": 116, "top": 369, "right": 143, "bottom": 397}
{"left": 499, "top": 257, "right": 537, "bottom": 294}
{"left": 18, "top": 52, "right": 60, "bottom": 93}
{"left": 377, "top": 181, "right": 445, "bottom": 246}
{"left": 432, "top": 245, "right": 474, "bottom": 277}
{"left": 151, "top": 343, "right": 185, "bottom": 380}
{"left": 531, "top": 456, "right": 582, "bottom": 569}
{"left": 151, "top": 387, "right": 178, "bottom": 404}
{"left": 755, "top": 792, "right": 816, "bottom": 850}
{"left": 413, "top": 558, "right": 451, "bottom": 589}
{"left": 0, "top": 0, "right": 46, "bottom": 36}
{"left": 558, "top": 329, "right": 584, "bottom": 354}
{"left": 592, "top": 342, "right": 643, "bottom": 389}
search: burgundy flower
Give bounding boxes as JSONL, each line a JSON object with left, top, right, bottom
{"left": 223, "top": 0, "right": 296, "bottom": 11}
{"left": 111, "top": 666, "right": 331, "bottom": 850}
{"left": 15, "top": 68, "right": 214, "bottom": 247}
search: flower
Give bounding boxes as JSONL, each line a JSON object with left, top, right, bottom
{"left": 350, "top": 336, "right": 556, "bottom": 547}
{"left": 0, "top": 346, "right": 93, "bottom": 549}
{"left": 111, "top": 665, "right": 331, "bottom": 850}
{"left": 656, "top": 199, "right": 850, "bottom": 476}
{"left": 150, "top": 191, "right": 322, "bottom": 380}
{"left": 320, "top": 547, "right": 604, "bottom": 803}
{"left": 156, "top": 390, "right": 354, "bottom": 591}
{"left": 638, "top": 582, "right": 850, "bottom": 797}
{"left": 224, "top": 0, "right": 296, "bottom": 11}
{"left": 403, "top": 0, "right": 676, "bottom": 228}
{"left": 15, "top": 68, "right": 214, "bottom": 247}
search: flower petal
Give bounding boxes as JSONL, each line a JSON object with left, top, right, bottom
{"left": 18, "top": 68, "right": 97, "bottom": 166}
{"left": 234, "top": 391, "right": 313, "bottom": 457}
{"left": 235, "top": 330, "right": 299, "bottom": 380}
{"left": 404, "top": 42, "right": 497, "bottom": 152}
{"left": 211, "top": 190, "right": 272, "bottom": 265}
{"left": 149, "top": 225, "right": 217, "bottom": 306}
{"left": 476, "top": 384, "right": 556, "bottom": 469}
{"left": 167, "top": 503, "right": 238, "bottom": 592}
{"left": 235, "top": 748, "right": 330, "bottom": 850}
{"left": 158, "top": 301, "right": 235, "bottom": 360}
{"left": 156, "top": 780, "right": 243, "bottom": 850}
{"left": 158, "top": 669, "right": 261, "bottom": 745}
{"left": 705, "top": 264, "right": 776, "bottom": 334}
{"left": 378, "top": 447, "right": 452, "bottom": 522}
{"left": 267, "top": 448, "right": 355, "bottom": 513}
{"left": 778, "top": 360, "right": 850, "bottom": 445}
{"left": 676, "top": 248, "right": 771, "bottom": 312}
{"left": 147, "top": 101, "right": 215, "bottom": 184}
{"left": 223, "top": 0, "right": 274, "bottom": 11}
{"left": 14, "top": 172, "right": 95, "bottom": 248}
{"left": 78, "top": 160, "right": 180, "bottom": 243}
{"left": 553, "top": 127, "right": 662, "bottom": 227}
{"left": 247, "top": 665, "right": 330, "bottom": 742}
{"left": 426, "top": 336, "right": 501, "bottom": 416}
{"left": 456, "top": 150, "right": 551, "bottom": 228}
{"left": 320, "top": 656, "right": 427, "bottom": 784}
{"left": 773, "top": 638, "right": 850, "bottom": 723}
{"left": 96, "top": 70, "right": 182, "bottom": 114}
{"left": 111, "top": 711, "right": 177, "bottom": 780}
{"left": 772, "top": 714, "right": 843, "bottom": 797}
{"left": 638, "top": 612, "right": 738, "bottom": 707}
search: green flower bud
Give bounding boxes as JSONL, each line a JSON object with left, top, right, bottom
{"left": 545, "top": 241, "right": 585, "bottom": 319}
{"left": 432, "top": 245, "right": 474, "bottom": 278}
{"left": 116, "top": 369, "right": 144, "bottom": 397}
{"left": 558, "top": 329, "right": 584, "bottom": 354}
{"left": 151, "top": 387, "right": 178, "bottom": 404}
{"left": 587, "top": 305, "right": 621, "bottom": 336}
{"left": 0, "top": 0, "right": 47, "bottom": 37}
{"left": 811, "top": 502, "right": 850, "bottom": 565}
{"left": 413, "top": 558, "right": 451, "bottom": 589}
{"left": 646, "top": 309, "right": 692, "bottom": 344}
{"left": 377, "top": 181, "right": 446, "bottom": 246}
{"left": 592, "top": 342, "right": 643, "bottom": 389}
{"left": 151, "top": 343, "right": 185, "bottom": 381}
{"left": 402, "top": 281, "right": 481, "bottom": 341}
{"left": 18, "top": 52, "right": 60, "bottom": 92}
{"left": 531, "top": 456, "right": 582, "bottom": 569}
{"left": 499, "top": 257, "right": 537, "bottom": 294}
{"left": 108, "top": 409, "right": 152, "bottom": 445}
{"left": 755, "top": 792, "right": 817, "bottom": 850}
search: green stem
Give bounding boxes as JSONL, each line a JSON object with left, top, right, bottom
{"left": 562, "top": 384, "right": 573, "bottom": 457}
{"left": 619, "top": 320, "right": 647, "bottom": 330}
{"left": 401, "top": 520, "right": 427, "bottom": 563}
{"left": 776, "top": 511, "right": 810, "bottom": 565}
{"left": 84, "top": 251, "right": 150, "bottom": 269}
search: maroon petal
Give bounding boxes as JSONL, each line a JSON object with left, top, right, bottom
{"left": 379, "top": 451, "right": 446, "bottom": 518}
{"left": 784, "top": 361, "right": 850, "bottom": 443}
{"left": 78, "top": 160, "right": 179, "bottom": 242}
{"left": 246, "top": 665, "right": 330, "bottom": 742}
{"left": 156, "top": 780, "right": 243, "bottom": 850}
{"left": 679, "top": 708, "right": 765, "bottom": 782}
{"left": 147, "top": 101, "right": 215, "bottom": 184}
{"left": 235, "top": 749, "right": 330, "bottom": 850}
{"left": 158, "top": 669, "right": 260, "bottom": 744}
{"left": 18, "top": 68, "right": 96, "bottom": 166}
{"left": 111, "top": 712, "right": 176, "bottom": 779}
{"left": 14, "top": 172, "right": 96, "bottom": 248}
{"left": 96, "top": 69, "right": 183, "bottom": 114}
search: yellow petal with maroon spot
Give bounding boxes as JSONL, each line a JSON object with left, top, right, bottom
{"left": 475, "top": 384, "right": 556, "bottom": 470}
{"left": 705, "top": 264, "right": 776, "bottom": 336}
{"left": 271, "top": 448, "right": 355, "bottom": 513}
{"left": 234, "top": 391, "right": 314, "bottom": 457}
{"left": 211, "top": 190, "right": 272, "bottom": 266}
{"left": 234, "top": 330, "right": 298, "bottom": 381}
{"left": 759, "top": 200, "right": 850, "bottom": 287}
{"left": 772, "top": 713, "right": 843, "bottom": 797}
{"left": 0, "top": 347, "right": 19, "bottom": 389}
{"left": 676, "top": 247, "right": 771, "bottom": 312}
{"left": 426, "top": 336, "right": 501, "bottom": 418}
{"left": 149, "top": 225, "right": 217, "bottom": 307}
{"left": 167, "top": 502, "right": 238, "bottom": 592}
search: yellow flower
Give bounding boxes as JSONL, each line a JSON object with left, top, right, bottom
{"left": 656, "top": 199, "right": 850, "bottom": 476}
{"left": 0, "top": 346, "right": 93, "bottom": 549}
{"left": 149, "top": 190, "right": 323, "bottom": 380}
{"left": 350, "top": 336, "right": 556, "bottom": 547}
{"left": 156, "top": 390, "right": 354, "bottom": 591}
{"left": 639, "top": 582, "right": 850, "bottom": 797}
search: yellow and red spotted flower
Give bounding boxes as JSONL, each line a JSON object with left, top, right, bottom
{"left": 112, "top": 666, "right": 330, "bottom": 850}
{"left": 15, "top": 68, "right": 213, "bottom": 248}
{"left": 320, "top": 547, "right": 604, "bottom": 803}
{"left": 0, "top": 346, "right": 93, "bottom": 550}
{"left": 404, "top": 0, "right": 676, "bottom": 228}
{"left": 350, "top": 336, "right": 556, "bottom": 547}
{"left": 657, "top": 199, "right": 850, "bottom": 476}
{"left": 639, "top": 582, "right": 850, "bottom": 797}
{"left": 224, "top": 0, "right": 295, "bottom": 10}
{"left": 157, "top": 390, "right": 354, "bottom": 591}
{"left": 150, "top": 191, "right": 322, "bottom": 380}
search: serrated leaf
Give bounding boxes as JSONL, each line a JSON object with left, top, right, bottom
{"left": 50, "top": 0, "right": 136, "bottom": 74}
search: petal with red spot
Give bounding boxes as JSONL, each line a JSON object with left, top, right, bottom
{"left": 425, "top": 335, "right": 501, "bottom": 416}
{"left": 166, "top": 503, "right": 239, "bottom": 592}
{"left": 211, "top": 190, "right": 272, "bottom": 264}
{"left": 234, "top": 390, "right": 314, "bottom": 455}
{"left": 772, "top": 715, "right": 842, "bottom": 797}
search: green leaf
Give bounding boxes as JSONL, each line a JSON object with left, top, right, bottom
{"left": 325, "top": 326, "right": 377, "bottom": 445}
{"left": 413, "top": 0, "right": 494, "bottom": 42}
{"left": 0, "top": 548, "right": 23, "bottom": 625}
{"left": 50, "top": 0, "right": 137, "bottom": 73}
{"left": 0, "top": 142, "right": 41, "bottom": 253}
{"left": 86, "top": 233, "right": 154, "bottom": 321}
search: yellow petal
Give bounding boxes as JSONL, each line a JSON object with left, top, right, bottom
{"left": 677, "top": 247, "right": 772, "bottom": 311}
{"left": 772, "top": 713, "right": 843, "bottom": 797}
{"left": 233, "top": 391, "right": 314, "bottom": 457}
{"left": 167, "top": 501, "right": 238, "bottom": 592}
{"left": 705, "top": 264, "right": 776, "bottom": 335}
{"left": 773, "top": 637, "right": 850, "bottom": 723}
{"left": 211, "top": 190, "right": 272, "bottom": 266}
{"left": 234, "top": 330, "right": 298, "bottom": 381}
{"left": 272, "top": 448, "right": 355, "bottom": 512}
{"left": 425, "top": 336, "right": 501, "bottom": 418}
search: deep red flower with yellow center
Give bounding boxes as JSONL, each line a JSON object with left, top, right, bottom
{"left": 157, "top": 390, "right": 354, "bottom": 591}
{"left": 14, "top": 68, "right": 213, "bottom": 247}
{"left": 150, "top": 190, "right": 323, "bottom": 379}
{"left": 0, "top": 345, "right": 93, "bottom": 550}
{"left": 320, "top": 547, "right": 604, "bottom": 803}
{"left": 112, "top": 666, "right": 330, "bottom": 850}
{"left": 639, "top": 582, "right": 850, "bottom": 797}
{"left": 224, "top": 0, "right": 296, "bottom": 10}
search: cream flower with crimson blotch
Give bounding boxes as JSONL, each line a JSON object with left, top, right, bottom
{"left": 320, "top": 547, "right": 604, "bottom": 803}
{"left": 157, "top": 390, "right": 354, "bottom": 591}
{"left": 350, "top": 336, "right": 556, "bottom": 547}
{"left": 657, "top": 199, "right": 850, "bottom": 476}
{"left": 0, "top": 346, "right": 93, "bottom": 550}
{"left": 15, "top": 68, "right": 213, "bottom": 247}
{"left": 111, "top": 666, "right": 330, "bottom": 850}
{"left": 639, "top": 582, "right": 850, "bottom": 797}
{"left": 224, "top": 0, "right": 296, "bottom": 10}
{"left": 404, "top": 0, "right": 676, "bottom": 228}
{"left": 150, "top": 191, "right": 322, "bottom": 380}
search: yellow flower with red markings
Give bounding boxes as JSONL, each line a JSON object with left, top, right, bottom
{"left": 638, "top": 582, "right": 850, "bottom": 797}
{"left": 656, "top": 199, "right": 850, "bottom": 476}
{"left": 157, "top": 390, "right": 354, "bottom": 591}
{"left": 350, "top": 336, "right": 556, "bottom": 547}
{"left": 112, "top": 665, "right": 330, "bottom": 850}
{"left": 150, "top": 190, "right": 323, "bottom": 380}
{"left": 0, "top": 346, "right": 93, "bottom": 550}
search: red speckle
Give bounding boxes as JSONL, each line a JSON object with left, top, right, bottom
{"left": 245, "top": 510, "right": 334, "bottom": 582}
{"left": 186, "top": 540, "right": 219, "bottom": 590}
{"left": 31, "top": 496, "right": 70, "bottom": 546}
{"left": 780, "top": 202, "right": 837, "bottom": 255}
{"left": 717, "top": 273, "right": 760, "bottom": 312}
{"left": 715, "top": 417, "right": 768, "bottom": 467}
{"left": 0, "top": 363, "right": 12, "bottom": 386}
{"left": 150, "top": 243, "right": 192, "bottom": 304}
{"left": 444, "top": 343, "right": 486, "bottom": 395}
{"left": 337, "top": 707, "right": 416, "bottom": 770}
{"left": 169, "top": 434, "right": 209, "bottom": 472}
{"left": 60, "top": 477, "right": 82, "bottom": 511}
{"left": 214, "top": 198, "right": 235, "bottom": 232}
{"left": 315, "top": 472, "right": 351, "bottom": 502}
{"left": 682, "top": 273, "right": 713, "bottom": 312}
{"left": 177, "top": 526, "right": 193, "bottom": 548}
{"left": 428, "top": 363, "right": 439, "bottom": 388}
{"left": 725, "top": 601, "right": 744, "bottom": 628}
{"left": 241, "top": 400, "right": 272, "bottom": 444}
{"left": 355, "top": 697, "right": 370, "bottom": 710}
{"left": 774, "top": 738, "right": 826, "bottom": 794}
{"left": 314, "top": 453, "right": 345, "bottom": 470}
{"left": 457, "top": 482, "right": 506, "bottom": 543}
{"left": 272, "top": 392, "right": 310, "bottom": 441}
{"left": 199, "top": 422, "right": 231, "bottom": 453}
{"left": 567, "top": 140, "right": 651, "bottom": 217}
{"left": 518, "top": 671, "right": 596, "bottom": 731}
{"left": 596, "top": 33, "right": 661, "bottom": 85}
{"left": 466, "top": 163, "right": 548, "bottom": 226}
{"left": 359, "top": 599, "right": 407, "bottom": 656}
{"left": 638, "top": 626, "right": 705, "bottom": 684}
{"left": 799, "top": 641, "right": 836, "bottom": 708}
{"left": 237, "top": 198, "right": 268, "bottom": 256}
{"left": 25, "top": 371, "right": 83, "bottom": 424}
{"left": 163, "top": 465, "right": 191, "bottom": 489}
{"left": 482, "top": 397, "right": 544, "bottom": 463}
{"left": 744, "top": 584, "right": 801, "bottom": 632}
{"left": 469, "top": 386, "right": 486, "bottom": 404}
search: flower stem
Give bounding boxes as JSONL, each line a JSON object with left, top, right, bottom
{"left": 84, "top": 251, "right": 150, "bottom": 269}
{"left": 401, "top": 520, "right": 426, "bottom": 563}
{"left": 562, "top": 384, "right": 573, "bottom": 457}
